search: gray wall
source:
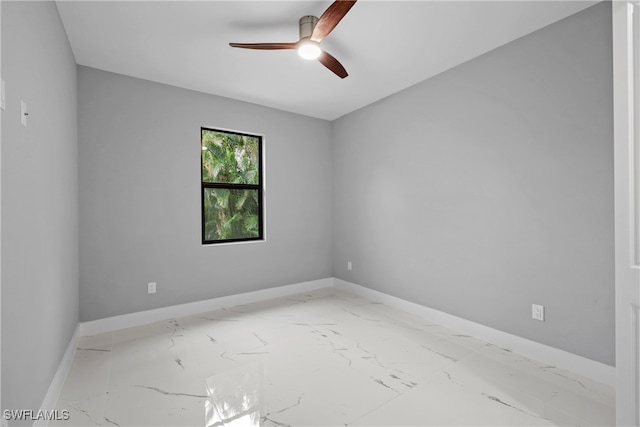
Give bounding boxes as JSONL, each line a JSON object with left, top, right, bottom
{"left": 1, "top": 1, "right": 79, "bottom": 420}
{"left": 332, "top": 2, "right": 614, "bottom": 365}
{"left": 78, "top": 67, "right": 333, "bottom": 322}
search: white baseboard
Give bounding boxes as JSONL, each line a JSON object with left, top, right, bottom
{"left": 50, "top": 274, "right": 611, "bottom": 426}
{"left": 35, "top": 324, "right": 80, "bottom": 427}
{"left": 79, "top": 278, "right": 333, "bottom": 336}
{"left": 333, "top": 278, "right": 616, "bottom": 387}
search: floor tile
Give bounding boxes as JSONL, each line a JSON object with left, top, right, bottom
{"left": 53, "top": 289, "right": 614, "bottom": 426}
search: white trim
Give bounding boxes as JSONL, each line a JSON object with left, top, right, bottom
{"left": 613, "top": 1, "right": 640, "bottom": 424}
{"left": 47, "top": 275, "right": 613, "bottom": 427}
{"left": 34, "top": 325, "right": 80, "bottom": 427}
{"left": 0, "top": 0, "right": 4, "bottom": 419}
{"left": 334, "top": 279, "right": 615, "bottom": 387}
{"left": 79, "top": 278, "right": 333, "bottom": 336}
{"left": 71, "top": 276, "right": 613, "bottom": 392}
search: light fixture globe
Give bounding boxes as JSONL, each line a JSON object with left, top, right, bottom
{"left": 297, "top": 40, "right": 321, "bottom": 60}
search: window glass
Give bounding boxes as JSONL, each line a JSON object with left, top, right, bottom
{"left": 201, "top": 128, "right": 263, "bottom": 244}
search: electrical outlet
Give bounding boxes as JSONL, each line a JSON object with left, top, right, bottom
{"left": 148, "top": 282, "right": 157, "bottom": 294}
{"left": 347, "top": 261, "right": 352, "bottom": 271}
{"left": 532, "top": 304, "right": 544, "bottom": 321}
{"left": 20, "top": 100, "right": 28, "bottom": 127}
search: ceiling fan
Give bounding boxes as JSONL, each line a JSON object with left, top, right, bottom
{"left": 229, "top": 0, "right": 357, "bottom": 79}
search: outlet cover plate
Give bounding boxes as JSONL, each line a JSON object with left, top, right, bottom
{"left": 20, "top": 100, "right": 28, "bottom": 126}
{"left": 148, "top": 282, "right": 157, "bottom": 294}
{"left": 532, "top": 304, "right": 545, "bottom": 321}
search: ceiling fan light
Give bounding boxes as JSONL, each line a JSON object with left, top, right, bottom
{"left": 297, "top": 41, "right": 321, "bottom": 60}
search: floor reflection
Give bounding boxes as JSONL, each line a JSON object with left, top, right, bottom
{"left": 205, "top": 362, "right": 263, "bottom": 427}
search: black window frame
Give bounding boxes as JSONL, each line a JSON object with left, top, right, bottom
{"left": 201, "top": 127, "right": 264, "bottom": 245}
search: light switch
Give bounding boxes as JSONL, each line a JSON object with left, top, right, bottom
{"left": 1, "top": 79, "right": 5, "bottom": 111}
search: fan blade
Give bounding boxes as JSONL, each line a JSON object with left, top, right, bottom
{"left": 229, "top": 42, "right": 297, "bottom": 50}
{"left": 311, "top": 0, "right": 357, "bottom": 42}
{"left": 318, "top": 50, "right": 348, "bottom": 79}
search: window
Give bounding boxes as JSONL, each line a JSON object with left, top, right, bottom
{"left": 201, "top": 128, "right": 263, "bottom": 244}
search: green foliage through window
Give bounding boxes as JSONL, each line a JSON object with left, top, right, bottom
{"left": 201, "top": 128, "right": 263, "bottom": 244}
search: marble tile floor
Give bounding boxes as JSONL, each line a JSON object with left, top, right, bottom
{"left": 52, "top": 288, "right": 614, "bottom": 427}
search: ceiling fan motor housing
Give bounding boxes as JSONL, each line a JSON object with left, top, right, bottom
{"left": 299, "top": 15, "right": 319, "bottom": 39}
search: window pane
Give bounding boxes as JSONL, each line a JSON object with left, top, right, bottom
{"left": 203, "top": 188, "right": 260, "bottom": 241}
{"left": 202, "top": 129, "right": 260, "bottom": 184}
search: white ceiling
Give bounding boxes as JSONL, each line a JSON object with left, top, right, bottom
{"left": 56, "top": 1, "right": 597, "bottom": 121}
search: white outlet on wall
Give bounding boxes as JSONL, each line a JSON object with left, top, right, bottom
{"left": 347, "top": 261, "right": 352, "bottom": 271}
{"left": 532, "top": 304, "right": 545, "bottom": 321}
{"left": 20, "top": 100, "right": 28, "bottom": 127}
{"left": 148, "top": 282, "right": 157, "bottom": 294}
